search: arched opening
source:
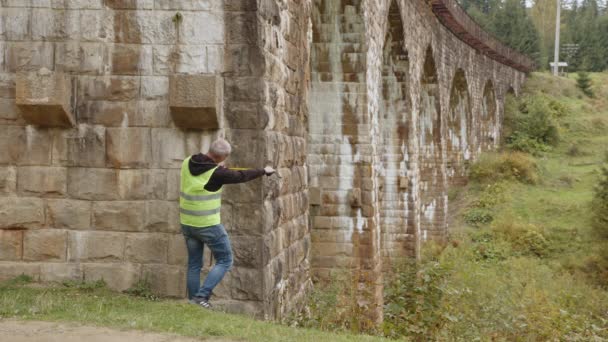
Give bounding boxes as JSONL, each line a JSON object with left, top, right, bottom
{"left": 446, "top": 69, "right": 472, "bottom": 186}
{"left": 480, "top": 80, "right": 497, "bottom": 150}
{"left": 379, "top": 0, "right": 415, "bottom": 264}
{"left": 419, "top": 46, "right": 446, "bottom": 242}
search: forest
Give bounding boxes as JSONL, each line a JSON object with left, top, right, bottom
{"left": 459, "top": 0, "right": 608, "bottom": 71}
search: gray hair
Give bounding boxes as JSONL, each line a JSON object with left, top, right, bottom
{"left": 209, "top": 138, "right": 232, "bottom": 157}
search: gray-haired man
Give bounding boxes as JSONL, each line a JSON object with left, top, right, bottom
{"left": 179, "top": 138, "right": 275, "bottom": 308}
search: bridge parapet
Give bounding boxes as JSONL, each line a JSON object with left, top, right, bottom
{"left": 429, "top": 0, "right": 535, "bottom": 72}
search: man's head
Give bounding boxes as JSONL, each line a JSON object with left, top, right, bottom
{"left": 207, "top": 138, "right": 232, "bottom": 164}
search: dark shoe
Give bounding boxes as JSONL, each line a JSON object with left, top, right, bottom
{"left": 189, "top": 296, "right": 212, "bottom": 309}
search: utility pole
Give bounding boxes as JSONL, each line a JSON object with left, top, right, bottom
{"left": 553, "top": 0, "right": 561, "bottom": 76}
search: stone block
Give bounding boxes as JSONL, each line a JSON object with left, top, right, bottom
{"left": 231, "top": 267, "right": 263, "bottom": 301}
{"left": 17, "top": 167, "right": 67, "bottom": 197}
{"left": 309, "top": 187, "right": 321, "bottom": 205}
{"left": 0, "top": 98, "right": 22, "bottom": 125}
{"left": 144, "top": 200, "right": 179, "bottom": 233}
{"left": 45, "top": 199, "right": 91, "bottom": 229}
{"left": 0, "top": 230, "right": 23, "bottom": 261}
{"left": 0, "top": 197, "right": 45, "bottom": 229}
{"left": 55, "top": 42, "right": 107, "bottom": 75}
{"left": 231, "top": 203, "right": 266, "bottom": 236}
{"left": 83, "top": 263, "right": 140, "bottom": 291}
{"left": 111, "top": 44, "right": 153, "bottom": 75}
{"left": 140, "top": 76, "right": 168, "bottom": 100}
{"left": 348, "top": 188, "right": 362, "bottom": 207}
{"left": 0, "top": 167, "right": 17, "bottom": 194}
{"left": 124, "top": 233, "right": 167, "bottom": 263}
{"left": 31, "top": 8, "right": 80, "bottom": 41}
{"left": 61, "top": 124, "right": 106, "bottom": 167}
{"left": 141, "top": 264, "right": 186, "bottom": 297}
{"left": 106, "top": 128, "right": 151, "bottom": 168}
{"left": 67, "top": 231, "right": 125, "bottom": 262}
{"left": 169, "top": 75, "right": 222, "bottom": 130}
{"left": 399, "top": 176, "right": 409, "bottom": 190}
{"left": 23, "top": 230, "right": 67, "bottom": 261}
{"left": 104, "top": 0, "right": 154, "bottom": 9}
{"left": 150, "top": 128, "right": 186, "bottom": 169}
{"left": 92, "top": 201, "right": 145, "bottom": 232}
{"left": 0, "top": 262, "right": 40, "bottom": 282}
{"left": 6, "top": 42, "right": 55, "bottom": 72}
{"left": 40, "top": 263, "right": 82, "bottom": 282}
{"left": 167, "top": 234, "right": 186, "bottom": 265}
{"left": 232, "top": 236, "right": 263, "bottom": 268}
{"left": 67, "top": 168, "right": 119, "bottom": 200}
{"left": 80, "top": 76, "right": 139, "bottom": 101}
{"left": 117, "top": 169, "right": 166, "bottom": 200}
{"left": 15, "top": 70, "right": 75, "bottom": 127}
{"left": 179, "top": 11, "right": 224, "bottom": 44}
{"left": 0, "top": 126, "right": 52, "bottom": 166}
{"left": 1, "top": 8, "right": 31, "bottom": 40}
{"left": 166, "top": 169, "right": 180, "bottom": 200}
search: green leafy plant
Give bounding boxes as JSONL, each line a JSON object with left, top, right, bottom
{"left": 592, "top": 165, "right": 608, "bottom": 237}
{"left": 62, "top": 279, "right": 106, "bottom": 291}
{"left": 124, "top": 274, "right": 159, "bottom": 301}
{"left": 469, "top": 152, "right": 539, "bottom": 185}
{"left": 576, "top": 71, "right": 594, "bottom": 97}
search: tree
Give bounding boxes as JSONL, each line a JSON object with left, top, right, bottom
{"left": 576, "top": 71, "right": 594, "bottom": 97}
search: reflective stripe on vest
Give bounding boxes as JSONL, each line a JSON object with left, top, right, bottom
{"left": 179, "top": 157, "right": 222, "bottom": 228}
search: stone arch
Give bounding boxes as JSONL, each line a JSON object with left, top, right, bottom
{"left": 379, "top": 0, "right": 415, "bottom": 263}
{"left": 480, "top": 79, "right": 497, "bottom": 150}
{"left": 419, "top": 46, "right": 446, "bottom": 242}
{"left": 308, "top": 0, "right": 382, "bottom": 325}
{"left": 446, "top": 68, "right": 472, "bottom": 186}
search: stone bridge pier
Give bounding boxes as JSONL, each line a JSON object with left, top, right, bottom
{"left": 0, "top": 0, "right": 530, "bottom": 323}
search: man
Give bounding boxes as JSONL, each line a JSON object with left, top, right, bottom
{"left": 180, "top": 138, "right": 275, "bottom": 308}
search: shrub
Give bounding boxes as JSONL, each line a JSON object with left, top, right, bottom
{"left": 464, "top": 208, "right": 494, "bottom": 226}
{"left": 576, "top": 71, "right": 594, "bottom": 97}
{"left": 492, "top": 217, "right": 549, "bottom": 257}
{"left": 503, "top": 94, "right": 563, "bottom": 154}
{"left": 62, "top": 279, "right": 106, "bottom": 291}
{"left": 469, "top": 152, "right": 539, "bottom": 185}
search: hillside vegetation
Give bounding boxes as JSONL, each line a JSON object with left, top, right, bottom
{"left": 381, "top": 72, "right": 608, "bottom": 340}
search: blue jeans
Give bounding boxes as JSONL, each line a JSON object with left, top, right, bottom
{"left": 181, "top": 224, "right": 233, "bottom": 300}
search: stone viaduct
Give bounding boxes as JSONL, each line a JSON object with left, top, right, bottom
{"left": 0, "top": 0, "right": 531, "bottom": 324}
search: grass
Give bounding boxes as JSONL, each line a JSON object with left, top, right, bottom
{"left": 380, "top": 72, "right": 608, "bottom": 340}
{"left": 0, "top": 281, "right": 384, "bottom": 342}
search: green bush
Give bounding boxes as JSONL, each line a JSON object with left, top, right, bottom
{"left": 124, "top": 274, "right": 159, "bottom": 301}
{"left": 504, "top": 94, "right": 563, "bottom": 154}
{"left": 469, "top": 152, "right": 539, "bottom": 185}
{"left": 463, "top": 208, "right": 494, "bottom": 226}
{"left": 576, "top": 71, "right": 594, "bottom": 97}
{"left": 492, "top": 217, "right": 549, "bottom": 257}
{"left": 62, "top": 279, "right": 106, "bottom": 291}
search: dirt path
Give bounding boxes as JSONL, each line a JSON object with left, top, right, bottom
{"left": 0, "top": 320, "right": 235, "bottom": 342}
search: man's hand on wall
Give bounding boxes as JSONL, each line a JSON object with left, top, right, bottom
{"left": 264, "top": 166, "right": 276, "bottom": 176}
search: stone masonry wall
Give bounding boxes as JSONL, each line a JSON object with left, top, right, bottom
{"left": 1, "top": 0, "right": 528, "bottom": 323}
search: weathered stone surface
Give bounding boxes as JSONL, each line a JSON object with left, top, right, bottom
{"left": 23, "top": 230, "right": 67, "bottom": 261}
{"left": 0, "top": 126, "right": 52, "bottom": 166}
{"left": 124, "top": 233, "right": 167, "bottom": 263}
{"left": 17, "top": 167, "right": 67, "bottom": 197}
{"left": 83, "top": 263, "right": 140, "bottom": 291}
{"left": 0, "top": 167, "right": 17, "bottom": 194}
{"left": 169, "top": 75, "right": 222, "bottom": 130}
{"left": 15, "top": 70, "right": 75, "bottom": 127}
{"left": 111, "top": 44, "right": 152, "bottom": 75}
{"left": 61, "top": 125, "right": 107, "bottom": 167}
{"left": 80, "top": 76, "right": 139, "bottom": 101}
{"left": 118, "top": 169, "right": 166, "bottom": 200}
{"left": 231, "top": 267, "right": 263, "bottom": 301}
{"left": 40, "top": 263, "right": 83, "bottom": 282}
{"left": 6, "top": 42, "right": 54, "bottom": 72}
{"left": 67, "top": 231, "right": 125, "bottom": 262}
{"left": 0, "top": 230, "right": 23, "bottom": 261}
{"left": 0, "top": 197, "right": 45, "bottom": 229}
{"left": 150, "top": 128, "right": 186, "bottom": 169}
{"left": 67, "top": 168, "right": 119, "bottom": 200}
{"left": 55, "top": 42, "right": 107, "bottom": 75}
{"left": 141, "top": 264, "right": 185, "bottom": 297}
{"left": 0, "top": 262, "right": 40, "bottom": 282}
{"left": 0, "top": 98, "right": 22, "bottom": 125}
{"left": 167, "top": 233, "right": 186, "bottom": 265}
{"left": 92, "top": 201, "right": 145, "bottom": 232}
{"left": 144, "top": 200, "right": 179, "bottom": 233}
{"left": 106, "top": 128, "right": 151, "bottom": 168}
{"left": 45, "top": 199, "right": 91, "bottom": 229}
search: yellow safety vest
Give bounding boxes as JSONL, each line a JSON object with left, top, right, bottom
{"left": 179, "top": 157, "right": 222, "bottom": 227}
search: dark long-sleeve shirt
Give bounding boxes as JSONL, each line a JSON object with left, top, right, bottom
{"left": 188, "top": 153, "right": 265, "bottom": 192}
